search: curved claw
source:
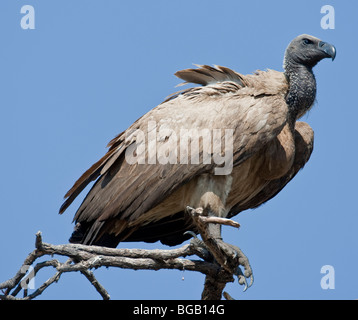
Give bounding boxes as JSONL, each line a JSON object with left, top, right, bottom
{"left": 236, "top": 266, "right": 253, "bottom": 292}
{"left": 243, "top": 282, "right": 248, "bottom": 292}
{"left": 236, "top": 267, "right": 246, "bottom": 286}
{"left": 241, "top": 274, "right": 254, "bottom": 292}
{"left": 183, "top": 230, "right": 198, "bottom": 239}
{"left": 186, "top": 206, "right": 195, "bottom": 214}
{"left": 241, "top": 275, "right": 249, "bottom": 292}
{"left": 183, "top": 230, "right": 213, "bottom": 262}
{"left": 247, "top": 274, "right": 254, "bottom": 289}
{"left": 184, "top": 231, "right": 206, "bottom": 249}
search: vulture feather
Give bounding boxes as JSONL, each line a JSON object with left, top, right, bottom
{"left": 60, "top": 34, "right": 335, "bottom": 248}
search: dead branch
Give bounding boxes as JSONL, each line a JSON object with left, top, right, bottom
{"left": 0, "top": 229, "right": 241, "bottom": 300}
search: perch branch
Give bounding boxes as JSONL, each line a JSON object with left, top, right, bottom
{"left": 0, "top": 231, "right": 238, "bottom": 300}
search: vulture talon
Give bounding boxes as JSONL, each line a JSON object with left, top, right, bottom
{"left": 188, "top": 205, "right": 254, "bottom": 291}
{"left": 186, "top": 206, "right": 194, "bottom": 213}
{"left": 218, "top": 241, "right": 253, "bottom": 291}
{"left": 184, "top": 231, "right": 213, "bottom": 262}
{"left": 235, "top": 266, "right": 254, "bottom": 292}
{"left": 186, "top": 206, "right": 204, "bottom": 216}
{"left": 235, "top": 267, "right": 248, "bottom": 291}
{"left": 184, "top": 230, "right": 204, "bottom": 248}
{"left": 183, "top": 230, "right": 197, "bottom": 239}
{"left": 248, "top": 274, "right": 254, "bottom": 289}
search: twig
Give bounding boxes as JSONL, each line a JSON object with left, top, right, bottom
{"left": 80, "top": 269, "right": 110, "bottom": 300}
{"left": 198, "top": 216, "right": 240, "bottom": 228}
{"left": 223, "top": 291, "right": 235, "bottom": 300}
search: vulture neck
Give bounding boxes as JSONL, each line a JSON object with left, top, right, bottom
{"left": 284, "top": 60, "right": 317, "bottom": 121}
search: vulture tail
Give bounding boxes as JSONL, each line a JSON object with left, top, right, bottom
{"left": 122, "top": 211, "right": 197, "bottom": 246}
{"left": 69, "top": 221, "right": 121, "bottom": 248}
{"left": 69, "top": 211, "right": 197, "bottom": 247}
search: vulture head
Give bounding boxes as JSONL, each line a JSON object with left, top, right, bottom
{"left": 284, "top": 34, "right": 336, "bottom": 69}
{"left": 283, "top": 34, "right": 336, "bottom": 119}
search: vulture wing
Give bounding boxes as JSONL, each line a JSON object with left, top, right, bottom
{"left": 227, "top": 121, "right": 314, "bottom": 217}
{"left": 60, "top": 65, "right": 290, "bottom": 246}
{"left": 121, "top": 121, "right": 314, "bottom": 245}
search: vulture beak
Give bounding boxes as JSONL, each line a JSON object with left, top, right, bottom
{"left": 318, "top": 41, "right": 336, "bottom": 61}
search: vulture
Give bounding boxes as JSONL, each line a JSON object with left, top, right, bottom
{"left": 60, "top": 34, "right": 335, "bottom": 278}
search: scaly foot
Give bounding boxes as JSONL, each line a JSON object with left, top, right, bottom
{"left": 186, "top": 206, "right": 254, "bottom": 291}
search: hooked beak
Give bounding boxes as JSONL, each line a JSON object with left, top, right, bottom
{"left": 318, "top": 41, "right": 336, "bottom": 61}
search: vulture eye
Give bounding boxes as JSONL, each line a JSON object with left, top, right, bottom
{"left": 302, "top": 38, "right": 313, "bottom": 45}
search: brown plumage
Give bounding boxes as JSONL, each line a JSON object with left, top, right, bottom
{"left": 60, "top": 34, "right": 335, "bottom": 247}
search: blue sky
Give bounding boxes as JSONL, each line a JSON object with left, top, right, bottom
{"left": 0, "top": 0, "right": 357, "bottom": 300}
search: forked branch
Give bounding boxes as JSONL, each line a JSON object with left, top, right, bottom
{"left": 0, "top": 216, "right": 241, "bottom": 300}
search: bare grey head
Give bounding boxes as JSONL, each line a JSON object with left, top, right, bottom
{"left": 283, "top": 34, "right": 336, "bottom": 120}
{"left": 284, "top": 34, "right": 336, "bottom": 70}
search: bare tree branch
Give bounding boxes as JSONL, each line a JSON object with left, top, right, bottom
{"left": 0, "top": 228, "right": 241, "bottom": 300}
